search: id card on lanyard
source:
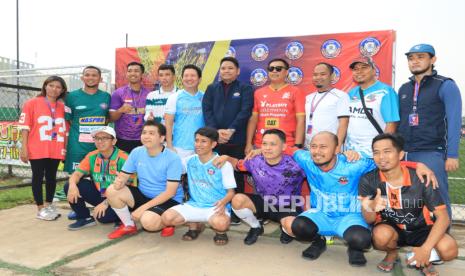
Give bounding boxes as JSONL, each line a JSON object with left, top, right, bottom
{"left": 409, "top": 82, "right": 420, "bottom": 126}
{"left": 307, "top": 92, "right": 329, "bottom": 135}
{"left": 44, "top": 98, "right": 57, "bottom": 140}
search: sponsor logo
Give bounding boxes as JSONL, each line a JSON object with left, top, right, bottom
{"left": 338, "top": 176, "right": 349, "bottom": 185}
{"left": 331, "top": 66, "right": 341, "bottom": 85}
{"left": 285, "top": 41, "right": 304, "bottom": 60}
{"left": 282, "top": 92, "right": 291, "bottom": 99}
{"left": 225, "top": 46, "right": 236, "bottom": 57}
{"left": 321, "top": 39, "right": 342, "bottom": 58}
{"left": 250, "top": 68, "right": 268, "bottom": 86}
{"left": 359, "top": 37, "right": 381, "bottom": 57}
{"left": 75, "top": 105, "right": 87, "bottom": 110}
{"left": 207, "top": 168, "right": 215, "bottom": 175}
{"left": 79, "top": 116, "right": 106, "bottom": 125}
{"left": 251, "top": 44, "right": 269, "bottom": 61}
{"left": 350, "top": 106, "right": 373, "bottom": 115}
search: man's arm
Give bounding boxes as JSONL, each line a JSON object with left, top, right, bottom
{"left": 336, "top": 116, "right": 349, "bottom": 149}
{"left": 227, "top": 84, "right": 254, "bottom": 131}
{"left": 67, "top": 170, "right": 84, "bottom": 203}
{"left": 202, "top": 85, "right": 218, "bottom": 128}
{"left": 165, "top": 114, "right": 175, "bottom": 149}
{"left": 384, "top": 122, "right": 397, "bottom": 133}
{"left": 245, "top": 113, "right": 258, "bottom": 155}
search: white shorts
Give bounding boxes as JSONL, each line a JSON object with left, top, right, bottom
{"left": 170, "top": 203, "right": 230, "bottom": 222}
{"left": 174, "top": 147, "right": 195, "bottom": 159}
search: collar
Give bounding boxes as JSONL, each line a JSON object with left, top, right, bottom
{"left": 378, "top": 165, "right": 412, "bottom": 186}
{"left": 408, "top": 70, "right": 438, "bottom": 83}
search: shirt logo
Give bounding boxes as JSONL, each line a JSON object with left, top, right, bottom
{"left": 75, "top": 105, "right": 87, "bottom": 110}
{"left": 207, "top": 168, "right": 215, "bottom": 175}
{"left": 79, "top": 116, "right": 106, "bottom": 125}
{"left": 338, "top": 176, "right": 349, "bottom": 185}
{"left": 282, "top": 92, "right": 291, "bottom": 99}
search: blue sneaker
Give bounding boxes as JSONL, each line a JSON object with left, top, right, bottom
{"left": 68, "top": 217, "right": 96, "bottom": 230}
{"left": 67, "top": 211, "right": 77, "bottom": 220}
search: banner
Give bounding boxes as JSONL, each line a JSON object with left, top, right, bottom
{"left": 115, "top": 30, "right": 395, "bottom": 94}
{"left": 0, "top": 121, "right": 25, "bottom": 166}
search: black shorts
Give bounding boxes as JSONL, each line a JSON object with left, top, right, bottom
{"left": 116, "top": 138, "right": 142, "bottom": 154}
{"left": 376, "top": 221, "right": 432, "bottom": 247}
{"left": 247, "top": 194, "right": 302, "bottom": 223}
{"left": 127, "top": 186, "right": 179, "bottom": 215}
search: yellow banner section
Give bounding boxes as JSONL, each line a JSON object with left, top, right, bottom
{"left": 136, "top": 45, "right": 166, "bottom": 73}
{"left": 198, "top": 40, "right": 231, "bottom": 92}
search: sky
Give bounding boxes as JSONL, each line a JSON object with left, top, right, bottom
{"left": 0, "top": 0, "right": 464, "bottom": 100}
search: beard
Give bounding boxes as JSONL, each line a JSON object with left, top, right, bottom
{"left": 315, "top": 84, "right": 323, "bottom": 88}
{"left": 411, "top": 66, "right": 430, "bottom": 75}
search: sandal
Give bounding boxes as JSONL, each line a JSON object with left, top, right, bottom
{"left": 182, "top": 224, "right": 205, "bottom": 241}
{"left": 420, "top": 264, "right": 439, "bottom": 276}
{"left": 377, "top": 257, "right": 400, "bottom": 273}
{"left": 213, "top": 232, "right": 229, "bottom": 245}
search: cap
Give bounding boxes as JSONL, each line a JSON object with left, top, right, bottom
{"left": 405, "top": 44, "right": 435, "bottom": 56}
{"left": 349, "top": 56, "right": 375, "bottom": 69}
{"left": 91, "top": 126, "right": 116, "bottom": 138}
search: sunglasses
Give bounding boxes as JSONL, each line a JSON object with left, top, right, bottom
{"left": 267, "top": 66, "right": 288, "bottom": 72}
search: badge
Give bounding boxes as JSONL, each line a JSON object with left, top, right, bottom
{"left": 307, "top": 124, "right": 313, "bottom": 135}
{"left": 409, "top": 113, "right": 419, "bottom": 126}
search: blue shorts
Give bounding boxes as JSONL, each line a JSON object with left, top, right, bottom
{"left": 298, "top": 210, "right": 369, "bottom": 237}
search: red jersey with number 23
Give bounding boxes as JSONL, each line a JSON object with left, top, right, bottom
{"left": 253, "top": 85, "right": 305, "bottom": 146}
{"left": 18, "top": 97, "right": 67, "bottom": 160}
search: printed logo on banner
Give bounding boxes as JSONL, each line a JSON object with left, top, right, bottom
{"left": 359, "top": 37, "right": 381, "bottom": 57}
{"left": 225, "top": 46, "right": 236, "bottom": 57}
{"left": 250, "top": 68, "right": 268, "bottom": 86}
{"left": 286, "top": 67, "right": 303, "bottom": 85}
{"left": 321, "top": 39, "right": 341, "bottom": 58}
{"left": 331, "top": 66, "right": 341, "bottom": 85}
{"left": 285, "top": 41, "right": 304, "bottom": 60}
{"left": 251, "top": 44, "right": 269, "bottom": 61}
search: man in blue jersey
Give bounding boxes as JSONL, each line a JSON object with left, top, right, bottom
{"left": 105, "top": 120, "right": 184, "bottom": 239}
{"left": 165, "top": 64, "right": 205, "bottom": 158}
{"left": 162, "top": 127, "right": 236, "bottom": 245}
{"left": 345, "top": 56, "right": 399, "bottom": 158}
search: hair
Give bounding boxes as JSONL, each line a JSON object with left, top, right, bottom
{"left": 314, "top": 131, "right": 338, "bottom": 146}
{"left": 267, "top": 58, "right": 289, "bottom": 69}
{"left": 158, "top": 64, "right": 175, "bottom": 75}
{"left": 182, "top": 64, "right": 202, "bottom": 78}
{"left": 315, "top": 62, "right": 334, "bottom": 75}
{"left": 263, "top": 129, "right": 286, "bottom": 143}
{"left": 220, "top": 56, "right": 239, "bottom": 68}
{"left": 127, "top": 61, "right": 145, "bottom": 73}
{"left": 40, "top": 76, "right": 68, "bottom": 100}
{"left": 195, "top": 127, "right": 219, "bottom": 142}
{"left": 82, "top": 65, "right": 102, "bottom": 76}
{"left": 142, "top": 120, "right": 166, "bottom": 136}
{"left": 371, "top": 133, "right": 404, "bottom": 152}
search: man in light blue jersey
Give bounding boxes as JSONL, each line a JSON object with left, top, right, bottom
{"left": 162, "top": 127, "right": 236, "bottom": 245}
{"left": 345, "top": 56, "right": 399, "bottom": 158}
{"left": 165, "top": 64, "right": 205, "bottom": 158}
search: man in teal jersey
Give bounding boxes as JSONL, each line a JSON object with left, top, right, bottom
{"left": 64, "top": 66, "right": 111, "bottom": 173}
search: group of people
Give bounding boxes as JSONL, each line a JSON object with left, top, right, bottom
{"left": 18, "top": 43, "right": 461, "bottom": 275}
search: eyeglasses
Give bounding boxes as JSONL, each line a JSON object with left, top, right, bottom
{"left": 93, "top": 136, "right": 113, "bottom": 142}
{"left": 267, "top": 66, "right": 288, "bottom": 72}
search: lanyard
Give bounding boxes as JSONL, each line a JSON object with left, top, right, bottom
{"left": 129, "top": 87, "right": 142, "bottom": 114}
{"left": 309, "top": 90, "right": 330, "bottom": 119}
{"left": 412, "top": 82, "right": 420, "bottom": 113}
{"left": 98, "top": 147, "right": 116, "bottom": 191}
{"left": 44, "top": 97, "right": 56, "bottom": 127}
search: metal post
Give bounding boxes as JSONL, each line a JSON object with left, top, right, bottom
{"left": 9, "top": 0, "right": 20, "bottom": 177}
{"left": 126, "top": 33, "right": 128, "bottom": 48}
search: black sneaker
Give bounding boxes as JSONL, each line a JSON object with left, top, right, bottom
{"left": 230, "top": 212, "right": 242, "bottom": 226}
{"left": 302, "top": 236, "right": 326, "bottom": 260}
{"left": 347, "top": 248, "right": 367, "bottom": 267}
{"left": 68, "top": 217, "right": 96, "bottom": 231}
{"left": 244, "top": 226, "right": 264, "bottom": 245}
{"left": 280, "top": 229, "right": 294, "bottom": 244}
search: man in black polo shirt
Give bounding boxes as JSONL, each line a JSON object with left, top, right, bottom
{"left": 359, "top": 133, "right": 457, "bottom": 275}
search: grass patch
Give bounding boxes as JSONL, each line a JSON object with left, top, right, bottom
{"left": 0, "top": 183, "right": 65, "bottom": 210}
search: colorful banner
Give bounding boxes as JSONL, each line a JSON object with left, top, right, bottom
{"left": 0, "top": 121, "right": 26, "bottom": 166}
{"left": 115, "top": 30, "right": 395, "bottom": 94}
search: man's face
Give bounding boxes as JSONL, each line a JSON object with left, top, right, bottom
{"left": 93, "top": 133, "right": 116, "bottom": 152}
{"left": 372, "top": 139, "right": 404, "bottom": 172}
{"left": 267, "top": 60, "right": 288, "bottom": 84}
{"left": 182, "top": 69, "right": 201, "bottom": 91}
{"left": 194, "top": 134, "right": 216, "bottom": 156}
{"left": 219, "top": 61, "right": 240, "bottom": 83}
{"left": 261, "top": 133, "right": 285, "bottom": 161}
{"left": 81, "top": 68, "right": 101, "bottom": 88}
{"left": 310, "top": 133, "right": 337, "bottom": 167}
{"left": 141, "top": 126, "right": 164, "bottom": 148}
{"left": 351, "top": 63, "right": 376, "bottom": 85}
{"left": 407, "top": 53, "right": 436, "bottom": 75}
{"left": 126, "top": 65, "right": 143, "bottom": 84}
{"left": 158, "top": 69, "right": 175, "bottom": 88}
{"left": 312, "top": 64, "right": 333, "bottom": 90}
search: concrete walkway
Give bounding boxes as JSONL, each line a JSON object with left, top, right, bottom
{"left": 0, "top": 204, "right": 464, "bottom": 276}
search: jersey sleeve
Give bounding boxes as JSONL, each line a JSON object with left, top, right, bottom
{"left": 144, "top": 92, "right": 155, "bottom": 121}
{"left": 220, "top": 162, "right": 237, "bottom": 189}
{"left": 292, "top": 149, "right": 312, "bottom": 172}
{"left": 423, "top": 184, "right": 446, "bottom": 212}
{"left": 121, "top": 148, "right": 138, "bottom": 174}
{"left": 64, "top": 95, "right": 73, "bottom": 121}
{"left": 75, "top": 153, "right": 92, "bottom": 175}
{"left": 358, "top": 157, "right": 377, "bottom": 174}
{"left": 358, "top": 173, "right": 377, "bottom": 197}
{"left": 167, "top": 154, "right": 183, "bottom": 182}
{"left": 164, "top": 93, "right": 178, "bottom": 115}
{"left": 336, "top": 91, "right": 350, "bottom": 117}
{"left": 380, "top": 87, "right": 400, "bottom": 123}
{"left": 252, "top": 90, "right": 260, "bottom": 113}
{"left": 109, "top": 90, "right": 123, "bottom": 112}
{"left": 18, "top": 99, "right": 33, "bottom": 130}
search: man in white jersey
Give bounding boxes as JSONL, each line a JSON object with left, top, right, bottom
{"left": 305, "top": 62, "right": 349, "bottom": 150}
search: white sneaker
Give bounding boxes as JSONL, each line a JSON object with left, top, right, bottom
{"left": 36, "top": 207, "right": 59, "bottom": 221}
{"left": 46, "top": 204, "right": 61, "bottom": 219}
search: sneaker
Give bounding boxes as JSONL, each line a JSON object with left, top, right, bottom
{"left": 258, "top": 218, "right": 270, "bottom": 225}
{"left": 108, "top": 224, "right": 137, "bottom": 239}
{"left": 280, "top": 229, "right": 294, "bottom": 244}
{"left": 36, "top": 207, "right": 59, "bottom": 221}
{"left": 67, "top": 211, "right": 77, "bottom": 220}
{"left": 161, "top": 226, "right": 175, "bottom": 237}
{"left": 46, "top": 205, "right": 61, "bottom": 219}
{"left": 325, "top": 236, "right": 334, "bottom": 245}
{"left": 230, "top": 212, "right": 242, "bottom": 226}
{"left": 244, "top": 226, "right": 264, "bottom": 245}
{"left": 68, "top": 217, "right": 96, "bottom": 230}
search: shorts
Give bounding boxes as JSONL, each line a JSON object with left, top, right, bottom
{"left": 127, "top": 186, "right": 179, "bottom": 215}
{"left": 248, "top": 194, "right": 302, "bottom": 223}
{"left": 170, "top": 203, "right": 230, "bottom": 222}
{"left": 116, "top": 139, "right": 142, "bottom": 154}
{"left": 298, "top": 210, "right": 368, "bottom": 237}
{"left": 375, "top": 221, "right": 432, "bottom": 247}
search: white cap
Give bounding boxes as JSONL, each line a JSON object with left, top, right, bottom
{"left": 91, "top": 126, "right": 116, "bottom": 138}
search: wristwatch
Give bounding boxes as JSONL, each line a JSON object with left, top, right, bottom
{"left": 294, "top": 143, "right": 303, "bottom": 149}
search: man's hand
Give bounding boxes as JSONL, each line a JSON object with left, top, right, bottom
{"left": 360, "top": 188, "right": 386, "bottom": 212}
{"left": 343, "top": 150, "right": 361, "bottom": 162}
{"left": 416, "top": 162, "right": 438, "bottom": 189}
{"left": 218, "top": 129, "right": 232, "bottom": 144}
{"left": 214, "top": 200, "right": 226, "bottom": 215}
{"left": 445, "top": 158, "right": 459, "bottom": 172}
{"left": 213, "top": 155, "right": 229, "bottom": 168}
{"left": 20, "top": 147, "right": 29, "bottom": 163}
{"left": 409, "top": 246, "right": 432, "bottom": 268}
{"left": 67, "top": 184, "right": 81, "bottom": 204}
{"left": 93, "top": 201, "right": 108, "bottom": 219}
{"left": 118, "top": 103, "right": 133, "bottom": 114}
{"left": 113, "top": 173, "right": 126, "bottom": 190}
{"left": 245, "top": 148, "right": 262, "bottom": 160}
{"left": 131, "top": 206, "right": 146, "bottom": 222}
{"left": 244, "top": 144, "right": 253, "bottom": 155}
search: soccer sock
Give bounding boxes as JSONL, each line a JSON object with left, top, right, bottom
{"left": 232, "top": 208, "right": 260, "bottom": 228}
{"left": 112, "top": 206, "right": 135, "bottom": 227}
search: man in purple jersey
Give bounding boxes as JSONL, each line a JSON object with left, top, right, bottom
{"left": 215, "top": 129, "right": 305, "bottom": 245}
{"left": 109, "top": 62, "right": 150, "bottom": 153}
